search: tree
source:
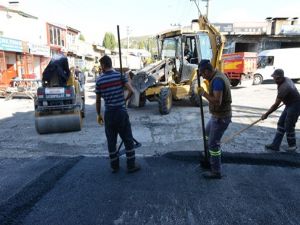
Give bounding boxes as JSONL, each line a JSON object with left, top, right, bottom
{"left": 102, "top": 32, "right": 117, "bottom": 51}
{"left": 138, "top": 41, "right": 145, "bottom": 49}
{"left": 79, "top": 34, "right": 85, "bottom": 41}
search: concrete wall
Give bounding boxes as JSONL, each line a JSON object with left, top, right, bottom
{"left": 0, "top": 11, "right": 47, "bottom": 45}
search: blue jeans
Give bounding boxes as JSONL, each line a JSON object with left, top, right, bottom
{"left": 104, "top": 110, "right": 135, "bottom": 169}
{"left": 206, "top": 116, "right": 231, "bottom": 173}
{"left": 272, "top": 103, "right": 300, "bottom": 148}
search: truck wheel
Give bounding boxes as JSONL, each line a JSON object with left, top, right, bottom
{"left": 159, "top": 87, "right": 172, "bottom": 115}
{"left": 230, "top": 79, "right": 240, "bottom": 87}
{"left": 253, "top": 74, "right": 263, "bottom": 85}
{"left": 139, "top": 91, "right": 146, "bottom": 107}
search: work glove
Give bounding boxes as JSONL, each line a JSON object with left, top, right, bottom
{"left": 201, "top": 79, "right": 209, "bottom": 93}
{"left": 197, "top": 86, "right": 205, "bottom": 96}
{"left": 97, "top": 114, "right": 104, "bottom": 125}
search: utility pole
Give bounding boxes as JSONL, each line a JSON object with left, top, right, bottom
{"left": 202, "top": 0, "right": 210, "bottom": 19}
{"left": 126, "top": 26, "right": 130, "bottom": 53}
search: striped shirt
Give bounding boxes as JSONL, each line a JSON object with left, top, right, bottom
{"left": 95, "top": 69, "right": 127, "bottom": 111}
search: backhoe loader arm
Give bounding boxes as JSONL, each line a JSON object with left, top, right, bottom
{"left": 198, "top": 16, "right": 225, "bottom": 71}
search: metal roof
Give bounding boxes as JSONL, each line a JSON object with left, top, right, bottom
{"left": 0, "top": 4, "right": 37, "bottom": 19}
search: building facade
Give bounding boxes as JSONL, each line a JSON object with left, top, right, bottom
{"left": 0, "top": 4, "right": 50, "bottom": 87}
{"left": 0, "top": 3, "right": 104, "bottom": 88}
{"left": 213, "top": 17, "right": 300, "bottom": 54}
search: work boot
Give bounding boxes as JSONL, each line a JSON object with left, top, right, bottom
{"left": 265, "top": 144, "right": 280, "bottom": 152}
{"left": 127, "top": 163, "right": 141, "bottom": 174}
{"left": 285, "top": 145, "right": 297, "bottom": 152}
{"left": 202, "top": 171, "right": 222, "bottom": 179}
{"left": 111, "top": 158, "right": 120, "bottom": 173}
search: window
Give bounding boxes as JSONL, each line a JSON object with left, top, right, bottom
{"left": 53, "top": 27, "right": 57, "bottom": 45}
{"left": 57, "top": 29, "right": 61, "bottom": 45}
{"left": 72, "top": 34, "right": 75, "bottom": 44}
{"left": 161, "top": 38, "right": 176, "bottom": 58}
{"left": 257, "top": 56, "right": 274, "bottom": 68}
{"left": 198, "top": 34, "right": 212, "bottom": 61}
{"left": 49, "top": 25, "right": 65, "bottom": 47}
{"left": 50, "top": 28, "right": 53, "bottom": 44}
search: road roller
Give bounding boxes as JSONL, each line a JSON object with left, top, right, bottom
{"left": 34, "top": 77, "right": 85, "bottom": 134}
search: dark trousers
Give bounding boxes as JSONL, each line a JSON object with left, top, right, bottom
{"left": 104, "top": 110, "right": 135, "bottom": 169}
{"left": 272, "top": 103, "right": 300, "bottom": 148}
{"left": 205, "top": 116, "right": 231, "bottom": 173}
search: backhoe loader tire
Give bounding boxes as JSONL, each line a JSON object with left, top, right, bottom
{"left": 190, "top": 80, "right": 201, "bottom": 106}
{"left": 159, "top": 87, "right": 172, "bottom": 115}
{"left": 139, "top": 91, "right": 146, "bottom": 107}
{"left": 190, "top": 80, "right": 208, "bottom": 107}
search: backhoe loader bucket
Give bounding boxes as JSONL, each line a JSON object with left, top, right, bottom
{"left": 128, "top": 87, "right": 141, "bottom": 107}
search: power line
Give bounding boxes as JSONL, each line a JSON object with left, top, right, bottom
{"left": 190, "top": 0, "right": 202, "bottom": 17}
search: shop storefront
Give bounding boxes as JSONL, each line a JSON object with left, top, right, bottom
{"left": 0, "top": 36, "right": 51, "bottom": 88}
{"left": 0, "top": 37, "right": 23, "bottom": 87}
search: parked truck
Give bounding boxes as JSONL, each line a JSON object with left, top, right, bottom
{"left": 222, "top": 52, "right": 257, "bottom": 87}
{"left": 253, "top": 48, "right": 300, "bottom": 85}
{"left": 110, "top": 54, "right": 143, "bottom": 72}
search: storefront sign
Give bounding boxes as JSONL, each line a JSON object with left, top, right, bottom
{"left": 212, "top": 23, "right": 233, "bottom": 33}
{"left": 0, "top": 37, "right": 23, "bottom": 52}
{"left": 29, "top": 43, "right": 50, "bottom": 57}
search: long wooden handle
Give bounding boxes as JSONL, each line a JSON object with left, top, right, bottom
{"left": 222, "top": 118, "right": 262, "bottom": 144}
{"left": 222, "top": 103, "right": 284, "bottom": 144}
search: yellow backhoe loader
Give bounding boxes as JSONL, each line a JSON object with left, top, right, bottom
{"left": 129, "top": 16, "right": 225, "bottom": 115}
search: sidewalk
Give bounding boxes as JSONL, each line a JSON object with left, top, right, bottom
{"left": 0, "top": 152, "right": 299, "bottom": 225}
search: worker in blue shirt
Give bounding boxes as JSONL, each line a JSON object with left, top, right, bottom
{"left": 197, "top": 59, "right": 232, "bottom": 179}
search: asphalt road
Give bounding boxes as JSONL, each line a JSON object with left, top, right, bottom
{"left": 0, "top": 156, "right": 299, "bottom": 225}
{"left": 0, "top": 77, "right": 300, "bottom": 224}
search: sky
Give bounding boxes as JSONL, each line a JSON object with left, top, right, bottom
{"left": 2, "top": 0, "right": 300, "bottom": 43}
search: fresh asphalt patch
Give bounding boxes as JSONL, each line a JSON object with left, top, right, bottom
{"left": 0, "top": 153, "right": 299, "bottom": 225}
{"left": 0, "top": 156, "right": 83, "bottom": 225}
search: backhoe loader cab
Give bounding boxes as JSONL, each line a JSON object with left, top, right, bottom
{"left": 129, "top": 16, "right": 224, "bottom": 115}
{"left": 159, "top": 31, "right": 213, "bottom": 82}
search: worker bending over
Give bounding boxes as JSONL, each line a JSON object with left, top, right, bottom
{"left": 198, "top": 59, "right": 232, "bottom": 179}
{"left": 95, "top": 55, "right": 141, "bottom": 173}
{"left": 262, "top": 69, "right": 300, "bottom": 152}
